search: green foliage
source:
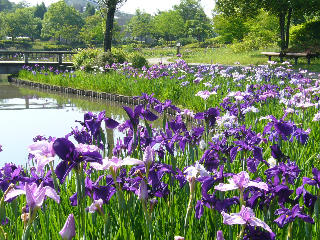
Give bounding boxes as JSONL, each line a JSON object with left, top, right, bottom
{"left": 112, "top": 48, "right": 127, "bottom": 63}
{"left": 34, "top": 2, "right": 47, "bottom": 19}
{"left": 2, "top": 7, "right": 41, "bottom": 40}
{"left": 95, "top": 51, "right": 115, "bottom": 67}
{"left": 130, "top": 53, "right": 148, "bottom": 69}
{"left": 290, "top": 19, "right": 320, "bottom": 51}
{"left": 80, "top": 13, "right": 104, "bottom": 47}
{"left": 73, "top": 48, "right": 100, "bottom": 69}
{"left": 73, "top": 48, "right": 128, "bottom": 70}
{"left": 213, "top": 14, "right": 248, "bottom": 43}
{"left": 126, "top": 9, "right": 153, "bottom": 42}
{"left": 153, "top": 10, "right": 185, "bottom": 42}
{"left": 229, "top": 10, "right": 278, "bottom": 52}
{"left": 177, "top": 37, "right": 197, "bottom": 46}
{"left": 41, "top": 0, "right": 84, "bottom": 42}
{"left": 84, "top": 2, "right": 95, "bottom": 17}
{"left": 0, "top": 39, "right": 32, "bottom": 49}
{"left": 0, "top": 0, "right": 12, "bottom": 12}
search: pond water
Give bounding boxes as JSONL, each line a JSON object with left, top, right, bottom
{"left": 0, "top": 76, "right": 133, "bottom": 166}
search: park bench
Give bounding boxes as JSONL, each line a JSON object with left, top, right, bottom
{"left": 261, "top": 52, "right": 318, "bottom": 65}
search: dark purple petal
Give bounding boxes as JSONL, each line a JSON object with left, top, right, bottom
{"left": 142, "top": 109, "right": 158, "bottom": 121}
{"left": 104, "top": 118, "right": 119, "bottom": 129}
{"left": 55, "top": 161, "right": 76, "bottom": 184}
{"left": 53, "top": 138, "right": 76, "bottom": 161}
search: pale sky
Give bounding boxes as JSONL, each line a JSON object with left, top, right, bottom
{"left": 10, "top": 0, "right": 215, "bottom": 17}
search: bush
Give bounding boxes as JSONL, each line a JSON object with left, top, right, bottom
{"left": 177, "top": 37, "right": 197, "bottom": 46}
{"left": 112, "top": 48, "right": 127, "bottom": 64}
{"left": 130, "top": 53, "right": 148, "bottom": 69}
{"left": 73, "top": 48, "right": 100, "bottom": 69}
{"left": 73, "top": 48, "right": 129, "bottom": 71}
{"left": 290, "top": 19, "right": 320, "bottom": 52}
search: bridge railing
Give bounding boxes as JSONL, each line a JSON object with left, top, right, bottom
{"left": 0, "top": 51, "right": 77, "bottom": 64}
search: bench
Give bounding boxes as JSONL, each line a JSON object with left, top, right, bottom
{"left": 261, "top": 52, "right": 318, "bottom": 65}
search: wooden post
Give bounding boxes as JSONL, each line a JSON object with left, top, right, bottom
{"left": 24, "top": 53, "right": 29, "bottom": 64}
{"left": 58, "top": 53, "right": 63, "bottom": 64}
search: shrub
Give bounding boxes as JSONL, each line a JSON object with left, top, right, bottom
{"left": 177, "top": 37, "right": 197, "bottom": 46}
{"left": 130, "top": 53, "right": 148, "bottom": 69}
{"left": 290, "top": 19, "right": 320, "bottom": 52}
{"left": 73, "top": 48, "right": 100, "bottom": 69}
{"left": 112, "top": 48, "right": 127, "bottom": 64}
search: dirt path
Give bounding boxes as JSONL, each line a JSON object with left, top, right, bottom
{"left": 147, "top": 57, "right": 172, "bottom": 65}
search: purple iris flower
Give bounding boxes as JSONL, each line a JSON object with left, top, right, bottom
{"left": 5, "top": 182, "right": 60, "bottom": 211}
{"left": 215, "top": 171, "right": 268, "bottom": 192}
{"left": 70, "top": 127, "right": 92, "bottom": 145}
{"left": 154, "top": 99, "right": 180, "bottom": 114}
{"left": 301, "top": 167, "right": 320, "bottom": 188}
{"left": 295, "top": 167, "right": 320, "bottom": 209}
{"left": 194, "top": 107, "right": 220, "bottom": 128}
{"left": 83, "top": 111, "right": 105, "bottom": 144}
{"left": 195, "top": 167, "right": 239, "bottom": 219}
{"left": 53, "top": 138, "right": 102, "bottom": 184}
{"left": 265, "top": 161, "right": 300, "bottom": 185}
{"left": 59, "top": 214, "right": 76, "bottom": 240}
{"left": 123, "top": 105, "right": 158, "bottom": 130}
{"left": 274, "top": 204, "right": 314, "bottom": 228}
{"left": 270, "top": 144, "right": 288, "bottom": 162}
{"left": 0, "top": 144, "right": 2, "bottom": 152}
{"left": 0, "top": 163, "right": 27, "bottom": 191}
{"left": 222, "top": 206, "right": 274, "bottom": 234}
{"left": 243, "top": 225, "right": 275, "bottom": 240}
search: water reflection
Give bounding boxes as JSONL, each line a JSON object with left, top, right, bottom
{"left": 0, "top": 81, "right": 140, "bottom": 166}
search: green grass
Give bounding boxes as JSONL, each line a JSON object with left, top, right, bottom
{"left": 145, "top": 46, "right": 320, "bottom": 72}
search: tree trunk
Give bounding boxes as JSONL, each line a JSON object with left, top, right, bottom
{"left": 279, "top": 11, "right": 286, "bottom": 52}
{"left": 285, "top": 8, "right": 292, "bottom": 49}
{"left": 104, "top": 5, "right": 116, "bottom": 52}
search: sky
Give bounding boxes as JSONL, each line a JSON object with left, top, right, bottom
{"left": 10, "top": 0, "right": 215, "bottom": 17}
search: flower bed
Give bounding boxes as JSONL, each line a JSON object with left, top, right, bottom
{"left": 1, "top": 60, "right": 320, "bottom": 239}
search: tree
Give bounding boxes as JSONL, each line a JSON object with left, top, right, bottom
{"left": 153, "top": 10, "right": 184, "bottom": 43}
{"left": 126, "top": 9, "right": 153, "bottom": 42}
{"left": 34, "top": 2, "right": 47, "bottom": 19}
{"left": 3, "top": 7, "right": 41, "bottom": 41}
{"left": 213, "top": 14, "right": 248, "bottom": 43}
{"left": 95, "top": 0, "right": 127, "bottom": 52}
{"left": 173, "top": 0, "right": 213, "bottom": 41}
{"left": 174, "top": 0, "right": 202, "bottom": 22}
{"left": 80, "top": 13, "right": 104, "bottom": 46}
{"left": 215, "top": 0, "right": 320, "bottom": 51}
{"left": 41, "top": 0, "right": 84, "bottom": 43}
{"left": 84, "top": 2, "right": 96, "bottom": 17}
{"left": 0, "top": 0, "right": 12, "bottom": 12}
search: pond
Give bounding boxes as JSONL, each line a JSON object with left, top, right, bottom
{"left": 0, "top": 76, "right": 133, "bottom": 166}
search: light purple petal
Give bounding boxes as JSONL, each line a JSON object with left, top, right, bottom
{"left": 34, "top": 187, "right": 46, "bottom": 208}
{"left": 44, "top": 186, "right": 60, "bottom": 204}
{"left": 221, "top": 211, "right": 246, "bottom": 225}
{"left": 248, "top": 181, "right": 269, "bottom": 191}
{"left": 87, "top": 199, "right": 103, "bottom": 213}
{"left": 215, "top": 182, "right": 239, "bottom": 192}
{"left": 4, "top": 189, "right": 25, "bottom": 202}
{"left": 122, "top": 157, "right": 144, "bottom": 166}
{"left": 25, "top": 183, "right": 36, "bottom": 209}
{"left": 249, "top": 217, "right": 273, "bottom": 233}
{"left": 35, "top": 156, "right": 55, "bottom": 175}
{"left": 60, "top": 214, "right": 76, "bottom": 240}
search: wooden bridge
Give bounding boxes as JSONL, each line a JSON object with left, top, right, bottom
{"left": 0, "top": 51, "right": 76, "bottom": 74}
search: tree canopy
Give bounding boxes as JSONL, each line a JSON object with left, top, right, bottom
{"left": 41, "top": 0, "right": 84, "bottom": 42}
{"left": 215, "top": 0, "right": 320, "bottom": 50}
